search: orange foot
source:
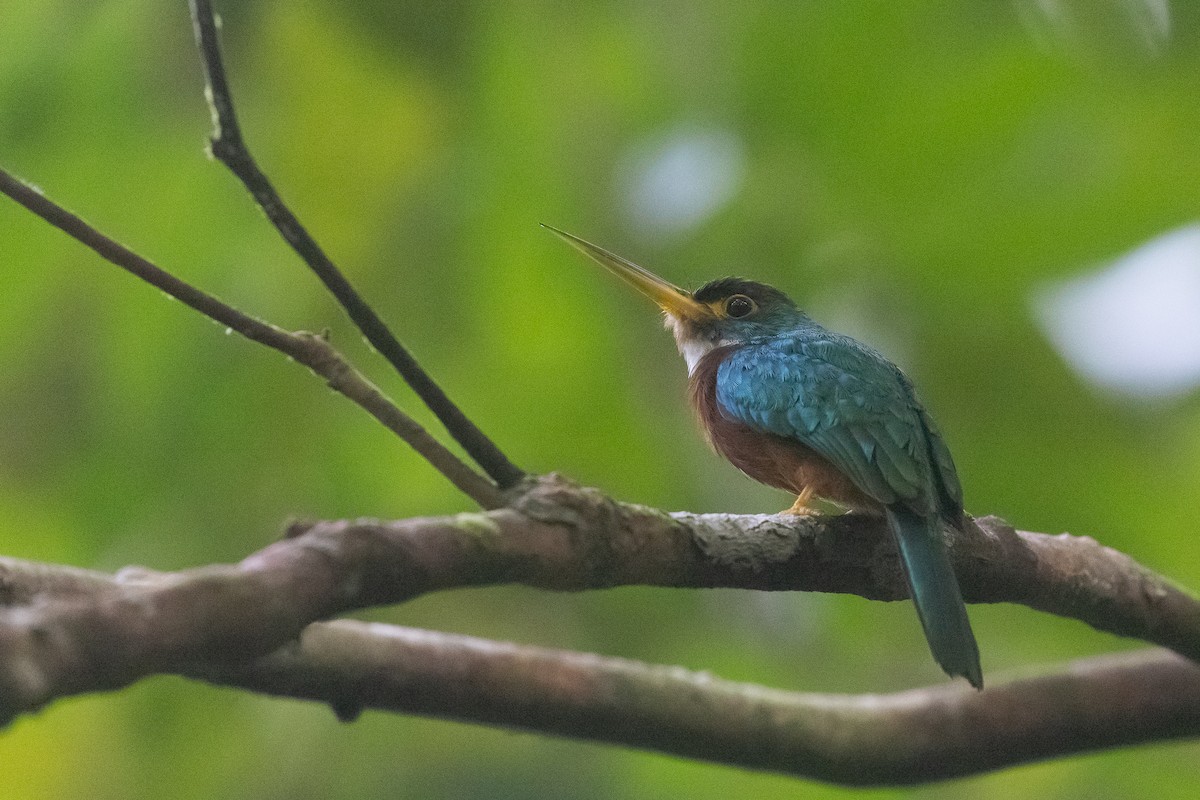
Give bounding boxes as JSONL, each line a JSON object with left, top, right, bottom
{"left": 782, "top": 486, "right": 818, "bottom": 516}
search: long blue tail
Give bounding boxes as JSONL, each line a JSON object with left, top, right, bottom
{"left": 885, "top": 506, "right": 982, "bottom": 689}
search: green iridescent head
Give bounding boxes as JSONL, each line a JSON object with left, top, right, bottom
{"left": 689, "top": 277, "right": 804, "bottom": 338}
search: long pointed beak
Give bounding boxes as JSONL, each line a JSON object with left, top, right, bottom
{"left": 542, "top": 224, "right": 708, "bottom": 320}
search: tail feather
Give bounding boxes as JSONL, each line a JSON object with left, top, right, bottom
{"left": 885, "top": 506, "right": 982, "bottom": 689}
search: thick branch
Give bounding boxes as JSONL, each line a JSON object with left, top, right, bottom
{"left": 192, "top": 622, "right": 1200, "bottom": 786}
{"left": 0, "top": 475, "right": 1196, "bottom": 732}
{"left": 187, "top": 0, "right": 525, "bottom": 489}
{"left": 0, "top": 168, "right": 503, "bottom": 509}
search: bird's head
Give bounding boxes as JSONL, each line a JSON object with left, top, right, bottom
{"left": 545, "top": 225, "right": 806, "bottom": 373}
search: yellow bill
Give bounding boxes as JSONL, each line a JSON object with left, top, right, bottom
{"left": 542, "top": 224, "right": 708, "bottom": 320}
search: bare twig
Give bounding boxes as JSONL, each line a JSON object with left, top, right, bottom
{"left": 193, "top": 622, "right": 1200, "bottom": 786}
{"left": 187, "top": 0, "right": 525, "bottom": 490}
{"left": 0, "top": 168, "right": 504, "bottom": 509}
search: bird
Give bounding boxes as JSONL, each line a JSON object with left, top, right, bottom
{"left": 545, "top": 224, "right": 983, "bottom": 689}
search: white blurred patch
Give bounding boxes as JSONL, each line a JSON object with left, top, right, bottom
{"left": 1034, "top": 224, "right": 1200, "bottom": 400}
{"left": 618, "top": 126, "right": 744, "bottom": 237}
{"left": 1014, "top": 0, "right": 1171, "bottom": 56}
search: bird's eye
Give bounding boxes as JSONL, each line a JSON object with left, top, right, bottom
{"left": 725, "top": 295, "right": 756, "bottom": 318}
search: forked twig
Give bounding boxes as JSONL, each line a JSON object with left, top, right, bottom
{"left": 0, "top": 169, "right": 504, "bottom": 509}
{"left": 188, "top": 0, "right": 525, "bottom": 490}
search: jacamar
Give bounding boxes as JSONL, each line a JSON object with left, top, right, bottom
{"left": 546, "top": 225, "right": 983, "bottom": 688}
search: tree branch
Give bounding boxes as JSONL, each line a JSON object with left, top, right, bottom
{"left": 0, "top": 168, "right": 504, "bottom": 510}
{"left": 190, "top": 621, "right": 1200, "bottom": 786}
{"left": 0, "top": 474, "right": 1195, "bottom": 785}
{"left": 187, "top": 0, "right": 526, "bottom": 489}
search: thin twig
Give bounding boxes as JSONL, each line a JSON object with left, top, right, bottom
{"left": 0, "top": 168, "right": 504, "bottom": 509}
{"left": 187, "top": 0, "right": 526, "bottom": 490}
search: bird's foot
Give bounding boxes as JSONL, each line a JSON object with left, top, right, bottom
{"left": 782, "top": 488, "right": 819, "bottom": 516}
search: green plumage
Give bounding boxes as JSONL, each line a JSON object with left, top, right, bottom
{"left": 887, "top": 507, "right": 982, "bottom": 688}
{"left": 708, "top": 289, "right": 983, "bottom": 688}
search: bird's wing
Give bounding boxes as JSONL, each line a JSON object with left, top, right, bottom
{"left": 916, "top": 404, "right": 964, "bottom": 511}
{"left": 715, "top": 333, "right": 937, "bottom": 511}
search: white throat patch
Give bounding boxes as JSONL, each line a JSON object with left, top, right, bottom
{"left": 665, "top": 315, "right": 719, "bottom": 375}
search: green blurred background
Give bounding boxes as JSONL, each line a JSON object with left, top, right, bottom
{"left": 2, "top": 0, "right": 1199, "bottom": 797}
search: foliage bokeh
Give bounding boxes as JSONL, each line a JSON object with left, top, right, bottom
{"left": 2, "top": 1, "right": 1199, "bottom": 797}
